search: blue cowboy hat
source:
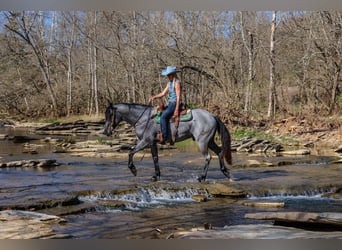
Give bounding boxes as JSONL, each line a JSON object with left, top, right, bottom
{"left": 161, "top": 66, "right": 178, "bottom": 76}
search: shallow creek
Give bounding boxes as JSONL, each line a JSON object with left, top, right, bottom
{"left": 0, "top": 127, "right": 341, "bottom": 238}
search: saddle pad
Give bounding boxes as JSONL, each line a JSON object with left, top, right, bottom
{"left": 154, "top": 110, "right": 192, "bottom": 124}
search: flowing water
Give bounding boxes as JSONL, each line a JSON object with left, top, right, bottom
{"left": 1, "top": 127, "right": 342, "bottom": 238}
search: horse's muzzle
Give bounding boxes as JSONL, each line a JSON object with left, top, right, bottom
{"left": 103, "top": 123, "right": 113, "bottom": 136}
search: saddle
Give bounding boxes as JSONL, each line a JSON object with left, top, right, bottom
{"left": 152, "top": 101, "right": 193, "bottom": 124}
{"left": 151, "top": 100, "right": 192, "bottom": 145}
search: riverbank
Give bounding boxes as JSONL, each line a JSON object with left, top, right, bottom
{"left": 3, "top": 114, "right": 341, "bottom": 157}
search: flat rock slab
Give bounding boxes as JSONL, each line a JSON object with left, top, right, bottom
{"left": 175, "top": 224, "right": 342, "bottom": 239}
{"left": 245, "top": 212, "right": 342, "bottom": 227}
{"left": 0, "top": 210, "right": 71, "bottom": 239}
{"left": 206, "top": 183, "right": 247, "bottom": 197}
{"left": 279, "top": 149, "right": 311, "bottom": 155}
{"left": 241, "top": 201, "right": 285, "bottom": 208}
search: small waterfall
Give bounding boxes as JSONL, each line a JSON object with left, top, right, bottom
{"left": 247, "top": 186, "right": 341, "bottom": 200}
{"left": 79, "top": 187, "right": 209, "bottom": 211}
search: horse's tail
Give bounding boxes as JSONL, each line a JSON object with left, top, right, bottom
{"left": 215, "top": 117, "right": 232, "bottom": 165}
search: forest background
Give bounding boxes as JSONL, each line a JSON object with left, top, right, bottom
{"left": 0, "top": 11, "right": 341, "bottom": 138}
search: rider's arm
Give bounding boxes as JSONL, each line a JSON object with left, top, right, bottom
{"left": 174, "top": 81, "right": 181, "bottom": 117}
{"left": 149, "top": 84, "right": 168, "bottom": 103}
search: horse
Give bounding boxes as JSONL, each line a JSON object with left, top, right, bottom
{"left": 103, "top": 102, "right": 232, "bottom": 182}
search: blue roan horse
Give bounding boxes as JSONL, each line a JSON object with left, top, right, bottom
{"left": 103, "top": 103, "right": 232, "bottom": 182}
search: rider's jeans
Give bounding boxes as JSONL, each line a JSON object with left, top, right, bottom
{"left": 160, "top": 101, "right": 176, "bottom": 141}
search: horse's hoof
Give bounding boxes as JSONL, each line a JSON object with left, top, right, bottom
{"left": 151, "top": 175, "right": 159, "bottom": 182}
{"left": 129, "top": 165, "right": 137, "bottom": 176}
{"left": 221, "top": 169, "right": 230, "bottom": 180}
{"left": 197, "top": 176, "right": 205, "bottom": 183}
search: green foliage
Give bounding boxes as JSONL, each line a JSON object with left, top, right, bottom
{"left": 232, "top": 127, "right": 274, "bottom": 141}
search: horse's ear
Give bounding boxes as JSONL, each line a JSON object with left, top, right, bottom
{"left": 105, "top": 98, "right": 113, "bottom": 107}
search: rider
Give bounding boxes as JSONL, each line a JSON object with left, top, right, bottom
{"left": 149, "top": 66, "right": 181, "bottom": 144}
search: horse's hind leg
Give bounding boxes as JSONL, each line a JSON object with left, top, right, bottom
{"left": 197, "top": 141, "right": 212, "bottom": 182}
{"left": 208, "top": 140, "right": 230, "bottom": 180}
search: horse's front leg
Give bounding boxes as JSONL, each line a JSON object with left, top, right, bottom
{"left": 150, "top": 143, "right": 160, "bottom": 182}
{"left": 128, "top": 140, "right": 149, "bottom": 177}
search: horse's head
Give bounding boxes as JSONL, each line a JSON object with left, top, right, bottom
{"left": 103, "top": 103, "right": 121, "bottom": 136}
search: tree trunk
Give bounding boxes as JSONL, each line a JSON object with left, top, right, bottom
{"left": 66, "top": 12, "right": 76, "bottom": 117}
{"left": 239, "top": 11, "right": 254, "bottom": 112}
{"left": 267, "top": 11, "right": 277, "bottom": 119}
{"left": 87, "top": 11, "right": 99, "bottom": 116}
{"left": 4, "top": 12, "right": 58, "bottom": 115}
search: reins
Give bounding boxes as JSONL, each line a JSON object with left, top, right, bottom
{"left": 132, "top": 105, "right": 152, "bottom": 128}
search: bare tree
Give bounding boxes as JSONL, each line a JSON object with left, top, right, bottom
{"left": 239, "top": 11, "right": 255, "bottom": 112}
{"left": 267, "top": 11, "right": 277, "bottom": 118}
{"left": 4, "top": 11, "right": 58, "bottom": 115}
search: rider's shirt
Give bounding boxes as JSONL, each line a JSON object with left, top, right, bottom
{"left": 168, "top": 79, "right": 180, "bottom": 102}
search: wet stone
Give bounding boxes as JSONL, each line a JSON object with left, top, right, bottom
{"left": 245, "top": 212, "right": 342, "bottom": 228}
{"left": 205, "top": 183, "right": 247, "bottom": 197}
{"left": 0, "top": 159, "right": 60, "bottom": 168}
{"left": 175, "top": 224, "right": 342, "bottom": 239}
{"left": 279, "top": 149, "right": 311, "bottom": 155}
{"left": 241, "top": 200, "right": 285, "bottom": 208}
{"left": 0, "top": 134, "right": 8, "bottom": 140}
{"left": 0, "top": 210, "right": 71, "bottom": 239}
{"left": 191, "top": 195, "right": 208, "bottom": 202}
{"left": 0, "top": 195, "right": 80, "bottom": 211}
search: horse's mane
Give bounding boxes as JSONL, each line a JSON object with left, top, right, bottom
{"left": 113, "top": 102, "right": 153, "bottom": 108}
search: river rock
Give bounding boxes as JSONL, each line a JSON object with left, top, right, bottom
{"left": 331, "top": 158, "right": 342, "bottom": 164}
{"left": 1, "top": 159, "right": 59, "bottom": 168}
{"left": 279, "top": 149, "right": 311, "bottom": 155}
{"left": 206, "top": 183, "right": 246, "bottom": 197}
{"left": 175, "top": 224, "right": 342, "bottom": 239}
{"left": 191, "top": 194, "right": 208, "bottom": 202}
{"left": 238, "top": 159, "right": 275, "bottom": 168}
{"left": 0, "top": 134, "right": 8, "bottom": 140}
{"left": 335, "top": 145, "right": 342, "bottom": 153}
{"left": 245, "top": 212, "right": 342, "bottom": 228}
{"left": 9, "top": 135, "right": 38, "bottom": 143}
{"left": 232, "top": 137, "right": 283, "bottom": 154}
{"left": 0, "top": 194, "right": 80, "bottom": 211}
{"left": 0, "top": 210, "right": 71, "bottom": 239}
{"left": 241, "top": 200, "right": 285, "bottom": 208}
